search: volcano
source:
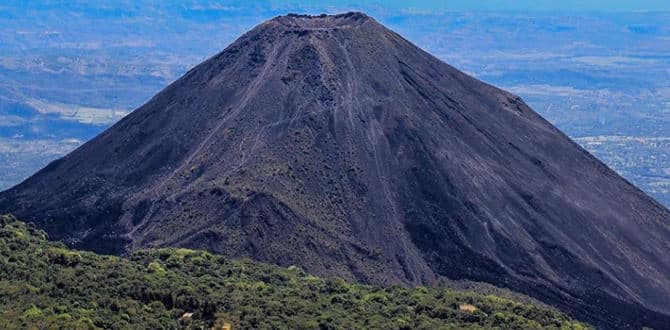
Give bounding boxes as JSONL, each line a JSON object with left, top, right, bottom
{"left": 1, "top": 12, "right": 669, "bottom": 328}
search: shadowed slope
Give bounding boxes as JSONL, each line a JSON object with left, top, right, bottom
{"left": 1, "top": 12, "right": 669, "bottom": 328}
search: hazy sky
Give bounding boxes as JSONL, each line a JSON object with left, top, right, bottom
{"left": 275, "top": 0, "right": 670, "bottom": 12}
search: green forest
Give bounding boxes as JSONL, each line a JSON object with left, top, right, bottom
{"left": 0, "top": 214, "right": 589, "bottom": 329}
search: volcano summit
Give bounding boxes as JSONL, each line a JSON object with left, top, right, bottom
{"left": 1, "top": 12, "right": 669, "bottom": 328}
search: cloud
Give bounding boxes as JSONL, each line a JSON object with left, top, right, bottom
{"left": 656, "top": 87, "right": 670, "bottom": 97}
{"left": 0, "top": 115, "right": 28, "bottom": 127}
{"left": 505, "top": 84, "right": 585, "bottom": 97}
{"left": 25, "top": 99, "right": 128, "bottom": 125}
{"left": 0, "top": 137, "right": 82, "bottom": 155}
{"left": 573, "top": 56, "right": 659, "bottom": 68}
{"left": 186, "top": 4, "right": 238, "bottom": 11}
{"left": 575, "top": 135, "right": 670, "bottom": 146}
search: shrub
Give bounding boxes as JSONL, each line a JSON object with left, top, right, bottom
{"left": 0, "top": 218, "right": 591, "bottom": 329}
{"left": 46, "top": 248, "right": 81, "bottom": 266}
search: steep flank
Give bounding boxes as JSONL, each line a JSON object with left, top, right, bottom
{"left": 1, "top": 13, "right": 670, "bottom": 328}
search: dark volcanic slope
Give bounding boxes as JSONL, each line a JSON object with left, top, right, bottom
{"left": 1, "top": 12, "right": 669, "bottom": 328}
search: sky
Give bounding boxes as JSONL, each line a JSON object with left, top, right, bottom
{"left": 4, "top": 1, "right": 670, "bottom": 14}
{"left": 272, "top": 0, "right": 670, "bottom": 12}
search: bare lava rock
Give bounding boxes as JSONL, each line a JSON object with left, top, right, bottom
{"left": 1, "top": 12, "right": 670, "bottom": 329}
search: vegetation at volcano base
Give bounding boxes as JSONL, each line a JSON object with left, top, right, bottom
{"left": 0, "top": 215, "right": 588, "bottom": 329}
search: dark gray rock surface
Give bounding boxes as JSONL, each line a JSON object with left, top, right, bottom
{"left": 1, "top": 12, "right": 669, "bottom": 329}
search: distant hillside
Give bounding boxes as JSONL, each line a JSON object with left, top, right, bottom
{"left": 0, "top": 215, "right": 587, "bottom": 329}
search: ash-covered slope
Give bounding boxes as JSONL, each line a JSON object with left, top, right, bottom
{"left": 1, "top": 12, "right": 669, "bottom": 328}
